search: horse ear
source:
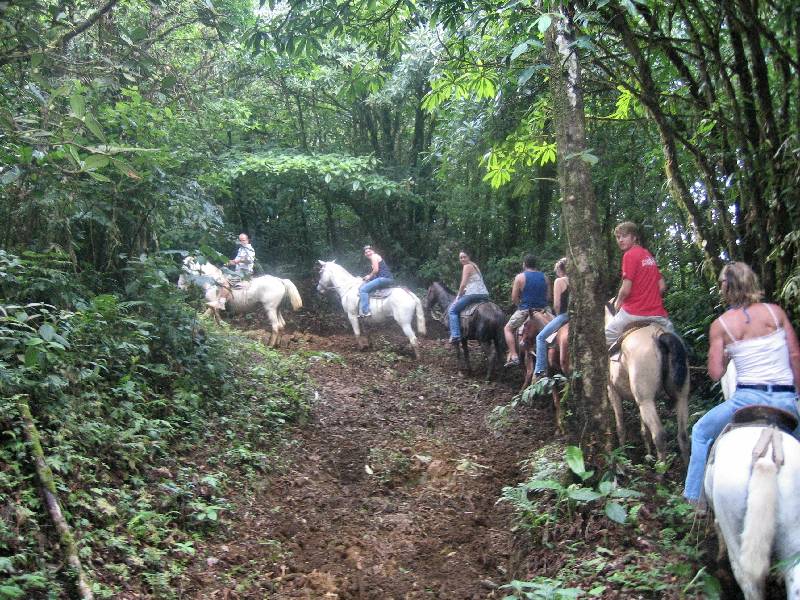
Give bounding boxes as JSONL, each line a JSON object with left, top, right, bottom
{"left": 331, "top": 259, "right": 337, "bottom": 264}
{"left": 317, "top": 260, "right": 326, "bottom": 266}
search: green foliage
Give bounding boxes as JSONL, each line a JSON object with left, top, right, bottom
{"left": 501, "top": 577, "right": 585, "bottom": 599}
{"left": 0, "top": 252, "right": 310, "bottom": 596}
{"left": 500, "top": 445, "right": 642, "bottom": 545}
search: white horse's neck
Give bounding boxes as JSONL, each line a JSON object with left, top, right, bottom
{"left": 324, "top": 263, "right": 361, "bottom": 294}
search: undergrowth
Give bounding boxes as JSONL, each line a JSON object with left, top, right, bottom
{"left": 500, "top": 445, "right": 720, "bottom": 599}
{"left": 0, "top": 251, "right": 311, "bottom": 598}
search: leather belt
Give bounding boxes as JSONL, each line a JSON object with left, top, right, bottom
{"left": 737, "top": 384, "right": 796, "bottom": 393}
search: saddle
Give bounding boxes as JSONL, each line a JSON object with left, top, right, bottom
{"left": 708, "top": 405, "right": 798, "bottom": 471}
{"left": 461, "top": 301, "right": 488, "bottom": 319}
{"left": 369, "top": 286, "right": 398, "bottom": 300}
{"left": 731, "top": 405, "right": 799, "bottom": 434}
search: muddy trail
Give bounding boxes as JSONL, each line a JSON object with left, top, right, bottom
{"left": 183, "top": 304, "right": 555, "bottom": 599}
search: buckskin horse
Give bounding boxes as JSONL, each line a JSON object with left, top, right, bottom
{"left": 178, "top": 256, "right": 303, "bottom": 347}
{"left": 317, "top": 260, "right": 426, "bottom": 358}
{"left": 605, "top": 303, "right": 689, "bottom": 463}
{"left": 425, "top": 282, "right": 506, "bottom": 380}
{"left": 703, "top": 365, "right": 800, "bottom": 600}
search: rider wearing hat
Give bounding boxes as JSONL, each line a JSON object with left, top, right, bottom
{"left": 358, "top": 245, "right": 394, "bottom": 318}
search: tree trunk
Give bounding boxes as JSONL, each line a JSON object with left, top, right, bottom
{"left": 16, "top": 395, "right": 94, "bottom": 599}
{"left": 547, "top": 2, "right": 612, "bottom": 457}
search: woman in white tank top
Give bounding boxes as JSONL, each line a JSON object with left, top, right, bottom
{"left": 684, "top": 262, "right": 800, "bottom": 504}
{"left": 447, "top": 250, "right": 490, "bottom": 343}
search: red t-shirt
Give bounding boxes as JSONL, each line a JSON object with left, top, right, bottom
{"left": 621, "top": 245, "right": 668, "bottom": 317}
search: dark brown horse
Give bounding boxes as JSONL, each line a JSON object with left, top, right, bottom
{"left": 426, "top": 282, "right": 507, "bottom": 380}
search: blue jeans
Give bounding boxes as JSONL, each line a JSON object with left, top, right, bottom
{"left": 534, "top": 313, "right": 570, "bottom": 375}
{"left": 683, "top": 387, "right": 799, "bottom": 501}
{"left": 448, "top": 294, "right": 489, "bottom": 339}
{"left": 359, "top": 277, "right": 393, "bottom": 314}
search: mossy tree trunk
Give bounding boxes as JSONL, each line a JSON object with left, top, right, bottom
{"left": 547, "top": 2, "right": 613, "bottom": 457}
{"left": 15, "top": 395, "right": 94, "bottom": 600}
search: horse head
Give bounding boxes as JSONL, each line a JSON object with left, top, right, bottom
{"left": 604, "top": 300, "right": 616, "bottom": 324}
{"left": 519, "top": 309, "right": 549, "bottom": 350}
{"left": 316, "top": 260, "right": 341, "bottom": 294}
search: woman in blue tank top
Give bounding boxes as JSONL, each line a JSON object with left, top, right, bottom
{"left": 358, "top": 245, "right": 394, "bottom": 317}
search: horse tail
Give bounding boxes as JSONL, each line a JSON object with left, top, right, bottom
{"left": 740, "top": 454, "right": 778, "bottom": 591}
{"left": 281, "top": 279, "right": 303, "bottom": 311}
{"left": 414, "top": 294, "right": 427, "bottom": 336}
{"left": 657, "top": 332, "right": 688, "bottom": 405}
{"left": 493, "top": 308, "right": 507, "bottom": 357}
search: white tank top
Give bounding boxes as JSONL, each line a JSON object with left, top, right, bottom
{"left": 719, "top": 304, "right": 794, "bottom": 385}
{"left": 464, "top": 265, "right": 489, "bottom": 296}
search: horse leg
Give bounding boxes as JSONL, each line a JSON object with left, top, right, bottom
{"left": 266, "top": 308, "right": 281, "bottom": 347}
{"left": 462, "top": 339, "right": 471, "bottom": 375}
{"left": 521, "top": 352, "right": 533, "bottom": 392}
{"left": 675, "top": 388, "right": 690, "bottom": 466}
{"left": 399, "top": 321, "right": 420, "bottom": 359}
{"left": 607, "top": 383, "right": 626, "bottom": 449}
{"left": 632, "top": 388, "right": 667, "bottom": 461}
{"left": 481, "top": 341, "right": 494, "bottom": 381}
{"left": 347, "top": 314, "right": 368, "bottom": 350}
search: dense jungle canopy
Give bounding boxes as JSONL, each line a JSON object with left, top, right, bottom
{"left": 2, "top": 0, "right": 800, "bottom": 597}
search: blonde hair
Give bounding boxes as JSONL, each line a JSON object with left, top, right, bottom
{"left": 554, "top": 257, "right": 568, "bottom": 276}
{"left": 614, "top": 221, "right": 641, "bottom": 243}
{"left": 719, "top": 262, "right": 763, "bottom": 307}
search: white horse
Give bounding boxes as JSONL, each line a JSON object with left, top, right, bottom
{"left": 178, "top": 256, "right": 302, "bottom": 346}
{"left": 703, "top": 365, "right": 800, "bottom": 599}
{"left": 316, "top": 260, "right": 426, "bottom": 358}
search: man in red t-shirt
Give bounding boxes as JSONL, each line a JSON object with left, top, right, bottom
{"left": 605, "top": 222, "right": 674, "bottom": 350}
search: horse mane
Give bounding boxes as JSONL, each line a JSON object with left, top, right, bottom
{"left": 433, "top": 281, "right": 457, "bottom": 295}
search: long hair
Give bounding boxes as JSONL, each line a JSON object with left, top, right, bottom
{"left": 554, "top": 257, "right": 567, "bottom": 276}
{"left": 720, "top": 262, "right": 763, "bottom": 307}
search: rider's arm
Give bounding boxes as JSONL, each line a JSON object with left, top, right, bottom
{"left": 553, "top": 277, "right": 566, "bottom": 314}
{"left": 777, "top": 305, "right": 800, "bottom": 391}
{"left": 510, "top": 274, "right": 522, "bottom": 305}
{"left": 707, "top": 319, "right": 727, "bottom": 381}
{"left": 458, "top": 264, "right": 473, "bottom": 296}
{"left": 614, "top": 279, "right": 632, "bottom": 311}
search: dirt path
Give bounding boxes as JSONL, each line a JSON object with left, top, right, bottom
{"left": 184, "top": 320, "right": 557, "bottom": 599}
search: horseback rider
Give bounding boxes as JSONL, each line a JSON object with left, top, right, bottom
{"left": 358, "top": 245, "right": 394, "bottom": 318}
{"left": 503, "top": 254, "right": 551, "bottom": 367}
{"left": 226, "top": 233, "right": 256, "bottom": 282}
{"left": 683, "top": 261, "right": 800, "bottom": 506}
{"left": 448, "top": 250, "right": 490, "bottom": 344}
{"left": 533, "top": 257, "right": 570, "bottom": 379}
{"left": 605, "top": 222, "right": 673, "bottom": 353}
